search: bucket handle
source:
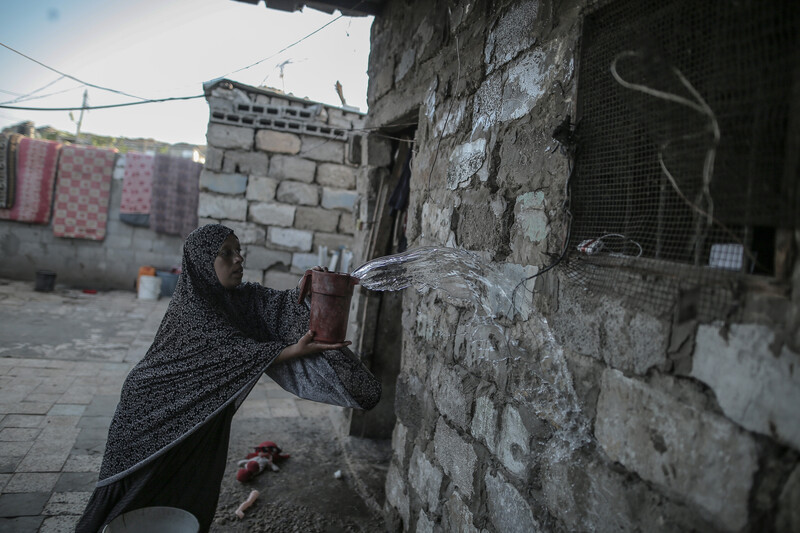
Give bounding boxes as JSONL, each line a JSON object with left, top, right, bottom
{"left": 298, "top": 270, "right": 313, "bottom": 304}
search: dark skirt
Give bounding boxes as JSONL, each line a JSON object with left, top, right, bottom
{"left": 76, "top": 402, "right": 236, "bottom": 533}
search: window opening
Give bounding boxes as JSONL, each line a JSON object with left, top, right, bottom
{"left": 565, "top": 0, "right": 799, "bottom": 320}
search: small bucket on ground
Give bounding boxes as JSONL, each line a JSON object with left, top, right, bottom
{"left": 34, "top": 270, "right": 56, "bottom": 292}
{"left": 298, "top": 270, "right": 359, "bottom": 343}
{"left": 155, "top": 270, "right": 179, "bottom": 297}
{"left": 136, "top": 266, "right": 156, "bottom": 291}
{"left": 137, "top": 275, "right": 162, "bottom": 300}
{"left": 102, "top": 506, "right": 199, "bottom": 533}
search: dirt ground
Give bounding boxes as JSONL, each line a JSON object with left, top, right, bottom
{"left": 211, "top": 415, "right": 387, "bottom": 533}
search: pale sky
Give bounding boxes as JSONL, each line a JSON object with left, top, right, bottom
{"left": 0, "top": 0, "right": 373, "bottom": 145}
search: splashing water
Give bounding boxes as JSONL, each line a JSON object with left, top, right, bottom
{"left": 351, "top": 246, "right": 590, "bottom": 458}
{"left": 353, "top": 247, "right": 528, "bottom": 319}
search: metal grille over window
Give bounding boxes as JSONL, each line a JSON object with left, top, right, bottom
{"left": 564, "top": 0, "right": 799, "bottom": 321}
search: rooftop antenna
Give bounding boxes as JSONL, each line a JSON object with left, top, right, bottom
{"left": 335, "top": 80, "right": 346, "bottom": 106}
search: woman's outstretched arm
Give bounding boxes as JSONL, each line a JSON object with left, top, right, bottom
{"left": 273, "top": 330, "right": 351, "bottom": 364}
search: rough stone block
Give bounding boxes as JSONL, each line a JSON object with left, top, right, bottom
{"left": 447, "top": 139, "right": 487, "bottom": 190}
{"left": 595, "top": 369, "right": 758, "bottom": 531}
{"left": 434, "top": 417, "right": 476, "bottom": 498}
{"left": 431, "top": 362, "right": 470, "bottom": 429}
{"left": 498, "top": 405, "right": 530, "bottom": 478}
{"left": 541, "top": 439, "right": 718, "bottom": 532}
{"left": 338, "top": 212, "right": 354, "bottom": 235}
{"left": 457, "top": 189, "right": 506, "bottom": 253}
{"left": 268, "top": 227, "right": 313, "bottom": 252}
{"left": 385, "top": 461, "right": 410, "bottom": 527}
{"left": 316, "top": 163, "right": 357, "bottom": 189}
{"left": 256, "top": 130, "right": 301, "bottom": 154}
{"left": 244, "top": 246, "right": 291, "bottom": 270}
{"left": 300, "top": 136, "right": 344, "bottom": 163}
{"left": 262, "top": 269, "right": 300, "bottom": 290}
{"left": 471, "top": 396, "right": 498, "bottom": 454}
{"left": 327, "top": 112, "right": 355, "bottom": 129}
{"left": 276, "top": 181, "right": 319, "bottom": 206}
{"left": 246, "top": 176, "right": 279, "bottom": 202}
{"left": 512, "top": 190, "right": 548, "bottom": 244}
{"left": 290, "top": 252, "right": 319, "bottom": 273}
{"left": 416, "top": 510, "right": 434, "bottom": 533}
{"left": 222, "top": 150, "right": 269, "bottom": 175}
{"left": 206, "top": 124, "right": 253, "bottom": 150}
{"left": 408, "top": 446, "right": 443, "bottom": 512}
{"left": 692, "top": 323, "right": 800, "bottom": 451}
{"left": 312, "top": 232, "right": 354, "bottom": 252}
{"left": 198, "top": 193, "right": 247, "bottom": 221}
{"left": 268, "top": 155, "right": 316, "bottom": 183}
{"left": 485, "top": 470, "right": 540, "bottom": 533}
{"left": 248, "top": 202, "right": 295, "bottom": 227}
{"left": 484, "top": 1, "right": 538, "bottom": 72}
{"left": 321, "top": 187, "right": 358, "bottom": 211}
{"left": 490, "top": 263, "right": 536, "bottom": 321}
{"left": 392, "top": 422, "right": 408, "bottom": 467}
{"left": 500, "top": 47, "right": 557, "bottom": 123}
{"left": 473, "top": 72, "right": 502, "bottom": 133}
{"left": 199, "top": 170, "right": 248, "bottom": 195}
{"left": 444, "top": 492, "right": 479, "bottom": 533}
{"left": 395, "top": 46, "right": 416, "bottom": 83}
{"left": 204, "top": 146, "right": 223, "bottom": 171}
{"left": 368, "top": 53, "right": 394, "bottom": 103}
{"left": 293, "top": 207, "right": 339, "bottom": 233}
{"left": 551, "top": 283, "right": 668, "bottom": 375}
{"left": 421, "top": 201, "right": 455, "bottom": 246}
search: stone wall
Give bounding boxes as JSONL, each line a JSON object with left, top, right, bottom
{"left": 199, "top": 81, "right": 363, "bottom": 289}
{"left": 0, "top": 175, "right": 184, "bottom": 290}
{"left": 360, "top": 1, "right": 800, "bottom": 532}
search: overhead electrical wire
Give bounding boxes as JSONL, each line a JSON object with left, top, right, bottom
{"left": 0, "top": 76, "right": 68, "bottom": 105}
{"left": 0, "top": 94, "right": 205, "bottom": 111}
{"left": 0, "top": 42, "right": 148, "bottom": 101}
{"left": 222, "top": 0, "right": 368, "bottom": 82}
{"left": 0, "top": 3, "right": 370, "bottom": 113}
{"left": 0, "top": 84, "right": 86, "bottom": 105}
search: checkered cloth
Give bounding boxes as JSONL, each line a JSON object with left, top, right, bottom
{"left": 120, "top": 152, "right": 154, "bottom": 214}
{"left": 0, "top": 137, "right": 60, "bottom": 223}
{"left": 52, "top": 145, "right": 117, "bottom": 240}
{"left": 149, "top": 154, "right": 201, "bottom": 238}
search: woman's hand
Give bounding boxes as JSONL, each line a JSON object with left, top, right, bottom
{"left": 274, "top": 330, "right": 351, "bottom": 364}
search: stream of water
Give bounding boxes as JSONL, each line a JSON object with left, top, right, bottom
{"left": 351, "top": 246, "right": 589, "bottom": 458}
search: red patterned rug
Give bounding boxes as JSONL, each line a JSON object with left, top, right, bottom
{"left": 52, "top": 145, "right": 117, "bottom": 240}
{"left": 0, "top": 137, "right": 60, "bottom": 223}
{"left": 120, "top": 151, "right": 154, "bottom": 214}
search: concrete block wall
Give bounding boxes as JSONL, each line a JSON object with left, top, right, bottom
{"left": 0, "top": 174, "right": 184, "bottom": 290}
{"left": 199, "top": 81, "right": 363, "bottom": 290}
{"left": 362, "top": 1, "right": 800, "bottom": 532}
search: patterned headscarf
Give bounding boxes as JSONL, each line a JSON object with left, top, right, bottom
{"left": 98, "top": 224, "right": 376, "bottom": 485}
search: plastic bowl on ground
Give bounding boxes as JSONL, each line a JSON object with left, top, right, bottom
{"left": 102, "top": 506, "right": 199, "bottom": 533}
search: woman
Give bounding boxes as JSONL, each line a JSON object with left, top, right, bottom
{"left": 76, "top": 224, "right": 380, "bottom": 532}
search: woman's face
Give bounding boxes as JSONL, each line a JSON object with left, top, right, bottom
{"left": 214, "top": 234, "right": 244, "bottom": 289}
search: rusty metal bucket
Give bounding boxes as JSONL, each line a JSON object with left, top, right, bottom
{"left": 298, "top": 270, "right": 359, "bottom": 343}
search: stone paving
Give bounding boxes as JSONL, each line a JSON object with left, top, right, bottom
{"left": 0, "top": 280, "right": 168, "bottom": 532}
{"left": 0, "top": 279, "right": 388, "bottom": 532}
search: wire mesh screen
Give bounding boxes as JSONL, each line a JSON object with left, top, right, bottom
{"left": 564, "top": 0, "right": 799, "bottom": 320}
